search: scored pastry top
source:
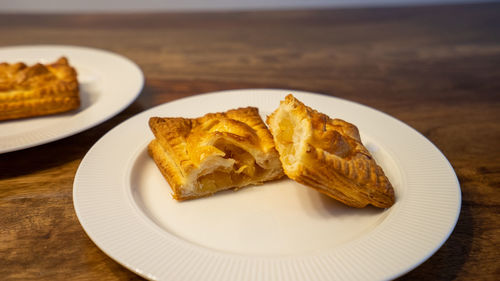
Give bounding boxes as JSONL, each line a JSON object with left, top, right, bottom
{"left": 0, "top": 57, "right": 78, "bottom": 96}
{"left": 148, "top": 106, "right": 284, "bottom": 200}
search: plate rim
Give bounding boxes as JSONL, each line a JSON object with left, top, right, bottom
{"left": 73, "top": 88, "right": 461, "bottom": 281}
{"left": 0, "top": 44, "right": 145, "bottom": 153}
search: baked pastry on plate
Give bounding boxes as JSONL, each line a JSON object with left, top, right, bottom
{"left": 267, "top": 94, "right": 395, "bottom": 208}
{"left": 0, "top": 57, "right": 80, "bottom": 121}
{"left": 148, "top": 107, "right": 284, "bottom": 201}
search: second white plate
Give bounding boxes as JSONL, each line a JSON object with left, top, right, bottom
{"left": 0, "top": 45, "right": 144, "bottom": 154}
{"left": 74, "top": 89, "right": 461, "bottom": 281}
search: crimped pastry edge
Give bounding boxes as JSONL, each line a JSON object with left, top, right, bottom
{"left": 267, "top": 94, "right": 395, "bottom": 208}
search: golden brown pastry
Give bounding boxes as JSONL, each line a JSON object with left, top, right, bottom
{"left": 148, "top": 107, "right": 284, "bottom": 201}
{"left": 266, "top": 94, "right": 395, "bottom": 208}
{"left": 0, "top": 57, "right": 80, "bottom": 121}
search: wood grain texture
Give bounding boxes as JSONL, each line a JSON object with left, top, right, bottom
{"left": 1, "top": 2, "right": 499, "bottom": 280}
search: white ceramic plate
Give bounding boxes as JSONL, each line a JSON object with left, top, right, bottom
{"left": 0, "top": 45, "right": 144, "bottom": 154}
{"left": 73, "top": 89, "right": 461, "bottom": 281}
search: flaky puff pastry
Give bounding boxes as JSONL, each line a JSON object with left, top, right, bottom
{"left": 267, "top": 94, "right": 395, "bottom": 208}
{"left": 0, "top": 57, "right": 80, "bottom": 121}
{"left": 148, "top": 107, "right": 284, "bottom": 201}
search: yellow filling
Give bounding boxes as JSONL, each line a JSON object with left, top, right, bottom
{"left": 195, "top": 141, "right": 264, "bottom": 193}
{"left": 197, "top": 170, "right": 235, "bottom": 193}
{"left": 276, "top": 113, "right": 298, "bottom": 166}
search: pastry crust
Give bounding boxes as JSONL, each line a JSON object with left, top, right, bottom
{"left": 148, "top": 107, "right": 284, "bottom": 200}
{"left": 0, "top": 57, "right": 80, "bottom": 121}
{"left": 266, "top": 94, "right": 395, "bottom": 208}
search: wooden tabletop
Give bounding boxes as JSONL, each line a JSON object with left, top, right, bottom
{"left": 1, "top": 2, "right": 499, "bottom": 280}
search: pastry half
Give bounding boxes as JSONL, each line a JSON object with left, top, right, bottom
{"left": 148, "top": 107, "right": 284, "bottom": 201}
{"left": 266, "top": 94, "right": 395, "bottom": 208}
{"left": 0, "top": 57, "right": 80, "bottom": 121}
